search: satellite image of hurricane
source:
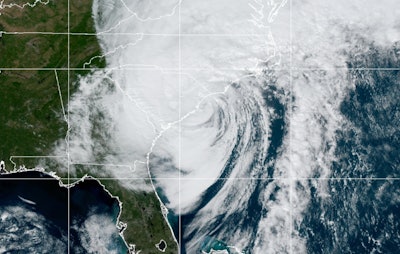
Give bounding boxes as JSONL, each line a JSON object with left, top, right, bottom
{"left": 0, "top": 0, "right": 399, "bottom": 253}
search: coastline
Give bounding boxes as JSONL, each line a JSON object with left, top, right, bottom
{"left": 0, "top": 168, "right": 130, "bottom": 253}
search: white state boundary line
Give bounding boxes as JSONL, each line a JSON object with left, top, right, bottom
{"left": 0, "top": 0, "right": 49, "bottom": 12}
{"left": 9, "top": 155, "right": 65, "bottom": 170}
{"left": 54, "top": 69, "right": 68, "bottom": 122}
{"left": 71, "top": 162, "right": 134, "bottom": 170}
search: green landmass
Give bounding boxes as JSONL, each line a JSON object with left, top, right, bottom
{"left": 0, "top": 70, "right": 68, "bottom": 172}
{"left": 71, "top": 164, "right": 178, "bottom": 253}
{"left": 0, "top": 1, "right": 178, "bottom": 253}
{"left": 102, "top": 179, "right": 178, "bottom": 254}
{"left": 0, "top": 0, "right": 68, "bottom": 32}
{"left": 0, "top": 34, "right": 68, "bottom": 68}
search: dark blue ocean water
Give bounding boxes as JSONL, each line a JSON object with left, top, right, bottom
{"left": 299, "top": 43, "right": 400, "bottom": 254}
{"left": 172, "top": 82, "right": 288, "bottom": 254}
{"left": 168, "top": 42, "right": 400, "bottom": 253}
{"left": 0, "top": 171, "right": 128, "bottom": 253}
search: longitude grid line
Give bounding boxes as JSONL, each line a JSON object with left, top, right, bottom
{"left": 178, "top": 1, "right": 182, "bottom": 253}
{"left": 67, "top": 0, "right": 71, "bottom": 252}
{"left": 289, "top": 0, "right": 293, "bottom": 253}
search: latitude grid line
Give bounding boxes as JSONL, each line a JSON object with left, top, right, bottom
{"left": 1, "top": 177, "right": 399, "bottom": 181}
{"left": 1, "top": 31, "right": 274, "bottom": 36}
{"left": 1, "top": 67, "right": 399, "bottom": 71}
